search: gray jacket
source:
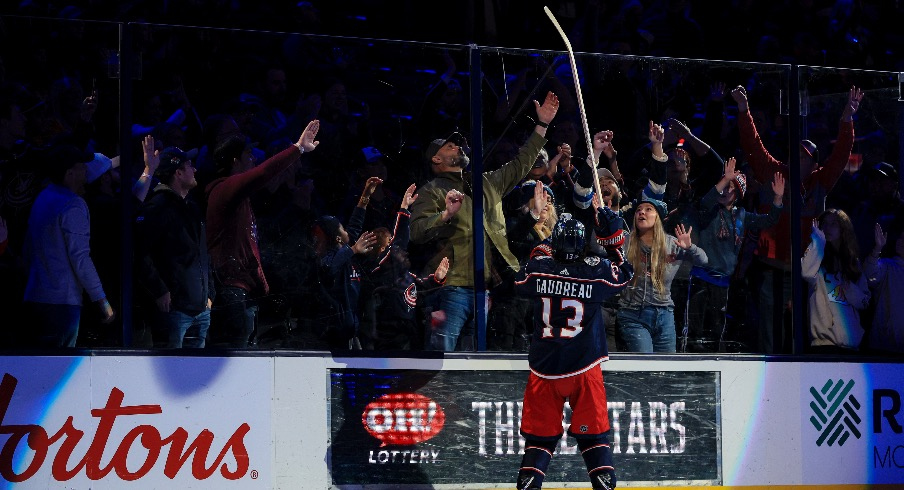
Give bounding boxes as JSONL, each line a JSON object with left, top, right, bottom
{"left": 619, "top": 234, "right": 708, "bottom": 308}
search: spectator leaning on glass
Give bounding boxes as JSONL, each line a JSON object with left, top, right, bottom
{"left": 409, "top": 91, "right": 560, "bottom": 352}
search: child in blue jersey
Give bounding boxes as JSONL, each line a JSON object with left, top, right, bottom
{"left": 363, "top": 183, "right": 449, "bottom": 350}
{"left": 311, "top": 177, "right": 379, "bottom": 349}
{"left": 513, "top": 208, "right": 633, "bottom": 490}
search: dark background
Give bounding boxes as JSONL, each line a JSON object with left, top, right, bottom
{"left": 2, "top": 0, "right": 903, "bottom": 71}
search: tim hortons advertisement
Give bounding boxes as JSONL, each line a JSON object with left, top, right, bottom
{"left": 0, "top": 356, "right": 272, "bottom": 489}
{"left": 328, "top": 368, "right": 720, "bottom": 486}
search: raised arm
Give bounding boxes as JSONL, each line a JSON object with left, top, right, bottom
{"left": 667, "top": 118, "right": 710, "bottom": 157}
{"left": 133, "top": 135, "right": 160, "bottom": 202}
{"left": 814, "top": 86, "right": 862, "bottom": 192}
{"left": 731, "top": 85, "right": 787, "bottom": 184}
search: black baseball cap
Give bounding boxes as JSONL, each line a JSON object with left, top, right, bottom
{"left": 868, "top": 161, "right": 899, "bottom": 181}
{"left": 425, "top": 132, "right": 468, "bottom": 164}
{"left": 155, "top": 147, "right": 192, "bottom": 179}
{"left": 44, "top": 144, "right": 94, "bottom": 181}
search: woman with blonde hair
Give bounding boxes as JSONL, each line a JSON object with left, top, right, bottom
{"left": 615, "top": 121, "right": 709, "bottom": 353}
{"left": 616, "top": 188, "right": 708, "bottom": 352}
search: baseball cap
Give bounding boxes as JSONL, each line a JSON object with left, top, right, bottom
{"left": 362, "top": 146, "right": 384, "bottom": 164}
{"left": 597, "top": 167, "right": 617, "bottom": 182}
{"left": 44, "top": 144, "right": 95, "bottom": 181}
{"left": 638, "top": 186, "right": 668, "bottom": 221}
{"left": 800, "top": 139, "right": 819, "bottom": 161}
{"left": 155, "top": 147, "right": 192, "bottom": 179}
{"left": 86, "top": 153, "right": 120, "bottom": 183}
{"left": 425, "top": 132, "right": 468, "bottom": 164}
{"left": 517, "top": 180, "right": 556, "bottom": 207}
{"left": 314, "top": 215, "right": 342, "bottom": 240}
{"left": 869, "top": 161, "right": 898, "bottom": 181}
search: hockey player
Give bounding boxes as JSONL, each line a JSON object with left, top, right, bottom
{"left": 513, "top": 207, "right": 633, "bottom": 490}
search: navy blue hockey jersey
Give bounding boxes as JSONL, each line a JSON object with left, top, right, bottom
{"left": 515, "top": 246, "right": 633, "bottom": 378}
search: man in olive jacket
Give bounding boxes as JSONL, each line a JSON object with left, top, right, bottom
{"left": 410, "top": 91, "right": 560, "bottom": 351}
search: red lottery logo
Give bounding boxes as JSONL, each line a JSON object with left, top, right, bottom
{"left": 361, "top": 393, "right": 445, "bottom": 446}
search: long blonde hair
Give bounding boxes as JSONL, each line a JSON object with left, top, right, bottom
{"left": 626, "top": 209, "right": 669, "bottom": 294}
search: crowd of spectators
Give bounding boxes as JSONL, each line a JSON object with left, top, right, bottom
{"left": 0, "top": 2, "right": 902, "bottom": 355}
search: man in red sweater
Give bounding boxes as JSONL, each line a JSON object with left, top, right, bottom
{"left": 206, "top": 120, "right": 320, "bottom": 347}
{"left": 731, "top": 85, "right": 862, "bottom": 354}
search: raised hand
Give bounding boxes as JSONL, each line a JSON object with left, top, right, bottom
{"left": 811, "top": 219, "right": 826, "bottom": 247}
{"left": 400, "top": 183, "right": 418, "bottom": 210}
{"left": 874, "top": 223, "right": 887, "bottom": 252}
{"left": 675, "top": 223, "right": 694, "bottom": 249}
{"left": 710, "top": 82, "right": 726, "bottom": 102}
{"left": 556, "top": 142, "right": 573, "bottom": 161}
{"left": 592, "top": 130, "right": 613, "bottom": 154}
{"left": 591, "top": 191, "right": 602, "bottom": 210}
{"left": 548, "top": 143, "right": 571, "bottom": 176}
{"left": 533, "top": 91, "right": 560, "bottom": 128}
{"left": 771, "top": 171, "right": 786, "bottom": 196}
{"left": 362, "top": 176, "right": 383, "bottom": 198}
{"left": 555, "top": 143, "right": 573, "bottom": 174}
{"left": 296, "top": 119, "right": 321, "bottom": 152}
{"left": 434, "top": 256, "right": 450, "bottom": 281}
{"left": 531, "top": 182, "right": 548, "bottom": 218}
{"left": 841, "top": 86, "right": 864, "bottom": 122}
{"left": 723, "top": 156, "right": 737, "bottom": 178}
{"left": 351, "top": 231, "right": 377, "bottom": 254}
{"left": 142, "top": 135, "right": 160, "bottom": 174}
{"left": 648, "top": 120, "right": 665, "bottom": 145}
{"left": 80, "top": 90, "right": 98, "bottom": 122}
{"left": 731, "top": 85, "right": 748, "bottom": 112}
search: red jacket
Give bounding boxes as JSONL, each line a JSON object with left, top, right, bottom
{"left": 737, "top": 110, "right": 853, "bottom": 266}
{"left": 205, "top": 145, "right": 301, "bottom": 294}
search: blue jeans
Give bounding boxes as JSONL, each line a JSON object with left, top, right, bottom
{"left": 213, "top": 287, "right": 257, "bottom": 347}
{"left": 426, "top": 286, "right": 474, "bottom": 352}
{"left": 750, "top": 260, "right": 792, "bottom": 354}
{"left": 27, "top": 302, "right": 81, "bottom": 348}
{"left": 162, "top": 309, "right": 211, "bottom": 348}
{"left": 617, "top": 306, "right": 676, "bottom": 353}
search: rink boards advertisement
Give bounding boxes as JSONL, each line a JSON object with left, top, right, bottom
{"left": 0, "top": 355, "right": 902, "bottom": 488}
{"left": 0, "top": 356, "right": 272, "bottom": 489}
{"left": 327, "top": 368, "right": 720, "bottom": 486}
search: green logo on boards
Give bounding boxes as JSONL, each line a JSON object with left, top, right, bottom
{"left": 808, "top": 379, "right": 862, "bottom": 447}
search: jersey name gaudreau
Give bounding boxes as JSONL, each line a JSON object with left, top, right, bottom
{"left": 535, "top": 278, "right": 594, "bottom": 299}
